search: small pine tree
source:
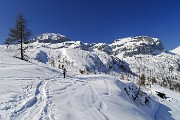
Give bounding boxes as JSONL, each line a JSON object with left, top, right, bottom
{"left": 6, "top": 13, "right": 32, "bottom": 60}
{"left": 138, "top": 73, "right": 146, "bottom": 86}
{"left": 151, "top": 77, "right": 157, "bottom": 85}
{"left": 134, "top": 73, "right": 146, "bottom": 101}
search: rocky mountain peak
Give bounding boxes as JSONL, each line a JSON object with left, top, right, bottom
{"left": 34, "top": 33, "right": 70, "bottom": 43}
{"left": 110, "top": 36, "right": 165, "bottom": 57}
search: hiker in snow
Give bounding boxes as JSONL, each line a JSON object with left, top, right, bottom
{"left": 62, "top": 65, "right": 67, "bottom": 78}
{"left": 61, "top": 65, "right": 64, "bottom": 69}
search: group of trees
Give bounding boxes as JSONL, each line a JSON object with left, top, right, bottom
{"left": 122, "top": 70, "right": 180, "bottom": 107}
{"left": 5, "top": 13, "right": 32, "bottom": 60}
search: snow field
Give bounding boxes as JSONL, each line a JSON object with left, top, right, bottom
{"left": 0, "top": 43, "right": 180, "bottom": 120}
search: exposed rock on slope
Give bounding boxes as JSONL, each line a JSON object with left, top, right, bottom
{"left": 93, "top": 43, "right": 112, "bottom": 54}
{"left": 33, "top": 33, "right": 70, "bottom": 43}
{"left": 110, "top": 36, "right": 165, "bottom": 57}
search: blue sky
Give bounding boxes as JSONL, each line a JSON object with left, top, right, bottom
{"left": 0, "top": 0, "right": 180, "bottom": 50}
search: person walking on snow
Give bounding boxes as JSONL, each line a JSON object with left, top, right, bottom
{"left": 62, "top": 65, "right": 67, "bottom": 78}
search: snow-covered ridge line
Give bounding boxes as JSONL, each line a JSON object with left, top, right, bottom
{"left": 31, "top": 34, "right": 168, "bottom": 58}
{"left": 171, "top": 46, "right": 180, "bottom": 55}
{"left": 110, "top": 36, "right": 165, "bottom": 57}
{"left": 33, "top": 33, "right": 70, "bottom": 43}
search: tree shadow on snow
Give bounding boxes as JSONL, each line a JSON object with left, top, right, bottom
{"left": 155, "top": 103, "right": 175, "bottom": 120}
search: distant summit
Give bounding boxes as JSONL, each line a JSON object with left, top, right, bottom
{"left": 33, "top": 33, "right": 70, "bottom": 43}
{"left": 31, "top": 34, "right": 168, "bottom": 58}
{"left": 110, "top": 36, "right": 165, "bottom": 57}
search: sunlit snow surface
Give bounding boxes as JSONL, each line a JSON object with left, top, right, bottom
{"left": 171, "top": 46, "right": 180, "bottom": 55}
{"left": 0, "top": 46, "right": 180, "bottom": 120}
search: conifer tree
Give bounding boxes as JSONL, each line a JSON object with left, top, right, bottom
{"left": 6, "top": 13, "right": 32, "bottom": 60}
{"left": 134, "top": 73, "right": 146, "bottom": 101}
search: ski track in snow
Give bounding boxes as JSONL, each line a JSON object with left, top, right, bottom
{"left": 88, "top": 83, "right": 109, "bottom": 120}
{"left": 0, "top": 62, "right": 154, "bottom": 120}
{"left": 1, "top": 72, "right": 179, "bottom": 120}
{"left": 7, "top": 76, "right": 56, "bottom": 120}
{"left": 7, "top": 75, "right": 90, "bottom": 120}
{"left": 45, "top": 76, "right": 112, "bottom": 120}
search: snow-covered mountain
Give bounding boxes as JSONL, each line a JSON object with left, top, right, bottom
{"left": 10, "top": 34, "right": 180, "bottom": 85}
{"left": 33, "top": 33, "right": 70, "bottom": 43}
{"left": 109, "top": 36, "right": 180, "bottom": 92}
{"left": 110, "top": 36, "right": 165, "bottom": 58}
{"left": 1, "top": 33, "right": 180, "bottom": 119}
{"left": 171, "top": 46, "right": 180, "bottom": 55}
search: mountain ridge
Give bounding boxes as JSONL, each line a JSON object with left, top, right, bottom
{"left": 31, "top": 33, "right": 167, "bottom": 56}
{"left": 171, "top": 46, "right": 180, "bottom": 55}
{"left": 33, "top": 33, "right": 71, "bottom": 43}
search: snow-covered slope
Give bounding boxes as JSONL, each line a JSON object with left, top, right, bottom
{"left": 1, "top": 46, "right": 180, "bottom": 120}
{"left": 171, "top": 46, "right": 180, "bottom": 55}
{"left": 21, "top": 40, "right": 131, "bottom": 75}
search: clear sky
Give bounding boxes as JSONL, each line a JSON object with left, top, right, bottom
{"left": 0, "top": 0, "right": 180, "bottom": 50}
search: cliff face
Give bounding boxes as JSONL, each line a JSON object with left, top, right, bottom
{"left": 110, "top": 36, "right": 165, "bottom": 57}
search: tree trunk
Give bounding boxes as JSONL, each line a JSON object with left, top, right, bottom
{"left": 20, "top": 22, "right": 24, "bottom": 60}
{"left": 21, "top": 37, "right": 23, "bottom": 60}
